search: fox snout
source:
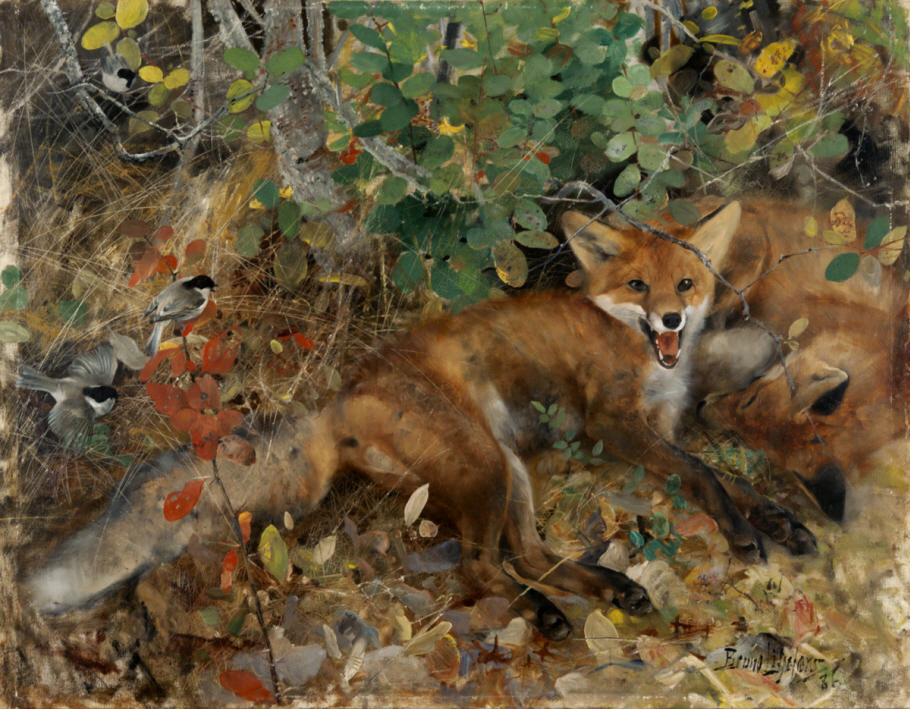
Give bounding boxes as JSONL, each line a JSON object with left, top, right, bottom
{"left": 645, "top": 310, "right": 687, "bottom": 369}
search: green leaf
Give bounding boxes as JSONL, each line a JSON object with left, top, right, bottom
{"left": 811, "top": 133, "right": 849, "bottom": 158}
{"left": 553, "top": 440, "right": 568, "bottom": 450}
{"left": 255, "top": 83, "right": 290, "bottom": 111}
{"left": 713, "top": 59, "right": 755, "bottom": 94}
{"left": 351, "top": 51, "right": 389, "bottom": 74}
{"left": 274, "top": 238, "right": 308, "bottom": 290}
{"left": 379, "top": 99, "right": 418, "bottom": 132}
{"left": 223, "top": 47, "right": 260, "bottom": 73}
{"left": 199, "top": 607, "right": 220, "bottom": 627}
{"left": 1, "top": 265, "right": 21, "bottom": 289}
{"left": 329, "top": 1, "right": 370, "bottom": 19}
{"left": 512, "top": 198, "right": 547, "bottom": 231}
{"left": 531, "top": 401, "right": 547, "bottom": 413}
{"left": 825, "top": 252, "right": 860, "bottom": 282}
{"left": 266, "top": 46, "right": 306, "bottom": 77}
{"left": 651, "top": 512, "right": 669, "bottom": 538}
{"left": 96, "top": 1, "right": 115, "bottom": 19}
{"left": 629, "top": 530, "right": 645, "bottom": 547}
{"left": 278, "top": 201, "right": 301, "bottom": 237}
{"left": 352, "top": 119, "right": 384, "bottom": 138}
{"left": 418, "top": 135, "right": 454, "bottom": 170}
{"left": 531, "top": 99, "right": 562, "bottom": 119}
{"left": 235, "top": 223, "right": 264, "bottom": 257}
{"left": 612, "top": 76, "right": 633, "bottom": 98}
{"left": 57, "top": 299, "right": 87, "bottom": 327}
{"left": 605, "top": 132, "right": 636, "bottom": 162}
{"left": 633, "top": 464, "right": 645, "bottom": 482}
{"left": 431, "top": 261, "right": 460, "bottom": 300}
{"left": 613, "top": 164, "right": 640, "bottom": 197}
{"left": 0, "top": 285, "right": 28, "bottom": 311}
{"left": 392, "top": 250, "right": 424, "bottom": 293}
{"left": 0, "top": 321, "right": 29, "bottom": 342}
{"left": 340, "top": 66, "right": 374, "bottom": 89}
{"left": 672, "top": 494, "right": 688, "bottom": 509}
{"left": 497, "top": 126, "right": 526, "bottom": 149}
{"left": 382, "top": 62, "right": 412, "bottom": 82}
{"left": 371, "top": 82, "right": 403, "bottom": 106}
{"left": 252, "top": 179, "right": 280, "bottom": 208}
{"left": 592, "top": 440, "right": 603, "bottom": 456}
{"left": 216, "top": 115, "right": 247, "bottom": 141}
{"left": 864, "top": 215, "right": 891, "bottom": 249}
{"left": 440, "top": 48, "right": 483, "bottom": 70}
{"left": 364, "top": 204, "right": 401, "bottom": 234}
{"left": 637, "top": 142, "right": 667, "bottom": 171}
{"left": 515, "top": 230, "right": 558, "bottom": 249}
{"left": 668, "top": 200, "right": 701, "bottom": 226}
{"left": 377, "top": 176, "right": 408, "bottom": 205}
{"left": 350, "top": 24, "right": 386, "bottom": 50}
{"left": 483, "top": 73, "right": 512, "bottom": 96}
{"left": 226, "top": 607, "right": 248, "bottom": 635}
{"left": 547, "top": 403, "right": 557, "bottom": 416}
{"left": 148, "top": 83, "right": 170, "bottom": 107}
{"left": 401, "top": 72, "right": 435, "bottom": 98}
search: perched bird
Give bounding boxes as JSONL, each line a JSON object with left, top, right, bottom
{"left": 17, "top": 343, "right": 119, "bottom": 452}
{"left": 100, "top": 51, "right": 136, "bottom": 93}
{"left": 144, "top": 275, "right": 216, "bottom": 355}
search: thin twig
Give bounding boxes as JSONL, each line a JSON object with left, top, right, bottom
{"left": 211, "top": 458, "right": 283, "bottom": 703}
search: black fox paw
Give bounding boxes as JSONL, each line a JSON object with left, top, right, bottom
{"left": 614, "top": 581, "right": 653, "bottom": 616}
{"left": 748, "top": 501, "right": 818, "bottom": 556}
{"left": 536, "top": 605, "right": 572, "bottom": 641}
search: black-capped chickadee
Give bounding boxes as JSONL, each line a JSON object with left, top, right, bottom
{"left": 144, "top": 274, "right": 216, "bottom": 355}
{"left": 101, "top": 51, "right": 136, "bottom": 94}
{"left": 17, "top": 343, "right": 119, "bottom": 451}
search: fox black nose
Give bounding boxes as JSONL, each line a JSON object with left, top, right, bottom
{"left": 662, "top": 313, "right": 682, "bottom": 329}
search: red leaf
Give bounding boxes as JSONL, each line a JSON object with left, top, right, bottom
{"left": 139, "top": 347, "right": 177, "bottom": 382}
{"left": 202, "top": 326, "right": 241, "bottom": 374}
{"left": 146, "top": 382, "right": 188, "bottom": 416}
{"left": 223, "top": 549, "right": 239, "bottom": 572}
{"left": 129, "top": 246, "right": 163, "bottom": 288}
{"left": 163, "top": 479, "right": 205, "bottom": 522}
{"left": 340, "top": 150, "right": 359, "bottom": 165}
{"left": 536, "top": 151, "right": 551, "bottom": 164}
{"left": 293, "top": 333, "right": 315, "bottom": 349}
{"left": 221, "top": 549, "right": 239, "bottom": 592}
{"left": 160, "top": 254, "right": 178, "bottom": 272}
{"left": 187, "top": 374, "right": 221, "bottom": 411}
{"left": 184, "top": 239, "right": 207, "bottom": 266}
{"left": 217, "top": 409, "right": 245, "bottom": 437}
{"left": 335, "top": 198, "right": 357, "bottom": 213}
{"left": 793, "top": 593, "right": 820, "bottom": 644}
{"left": 219, "top": 670, "right": 275, "bottom": 704}
{"left": 153, "top": 225, "right": 174, "bottom": 243}
{"left": 120, "top": 219, "right": 152, "bottom": 239}
{"left": 171, "top": 348, "right": 187, "bottom": 377}
{"left": 185, "top": 359, "right": 197, "bottom": 372}
{"left": 238, "top": 511, "right": 252, "bottom": 544}
{"left": 180, "top": 321, "right": 195, "bottom": 337}
{"left": 190, "top": 415, "right": 220, "bottom": 460}
{"left": 171, "top": 407, "right": 199, "bottom": 432}
{"left": 218, "top": 434, "right": 256, "bottom": 465}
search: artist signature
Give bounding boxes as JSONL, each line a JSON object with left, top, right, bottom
{"left": 715, "top": 646, "right": 844, "bottom": 690}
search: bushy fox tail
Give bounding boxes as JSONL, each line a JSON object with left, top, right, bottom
{"left": 24, "top": 413, "right": 339, "bottom": 615}
{"left": 16, "top": 365, "right": 59, "bottom": 396}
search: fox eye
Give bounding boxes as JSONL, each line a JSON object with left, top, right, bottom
{"left": 628, "top": 279, "right": 648, "bottom": 292}
{"left": 677, "top": 278, "right": 693, "bottom": 292}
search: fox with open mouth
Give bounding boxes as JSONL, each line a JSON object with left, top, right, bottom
{"left": 25, "top": 201, "right": 816, "bottom": 640}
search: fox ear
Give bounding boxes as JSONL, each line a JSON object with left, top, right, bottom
{"left": 688, "top": 201, "right": 741, "bottom": 266}
{"left": 562, "top": 211, "right": 628, "bottom": 273}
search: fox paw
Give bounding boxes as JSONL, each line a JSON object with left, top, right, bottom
{"left": 728, "top": 515, "right": 767, "bottom": 564}
{"left": 613, "top": 580, "right": 653, "bottom": 616}
{"left": 536, "top": 605, "right": 572, "bottom": 641}
{"left": 747, "top": 501, "right": 818, "bottom": 556}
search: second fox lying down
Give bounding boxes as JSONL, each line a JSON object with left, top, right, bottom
{"left": 26, "top": 201, "right": 817, "bottom": 639}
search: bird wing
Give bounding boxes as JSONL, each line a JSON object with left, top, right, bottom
{"left": 47, "top": 399, "right": 95, "bottom": 452}
{"left": 67, "top": 343, "right": 118, "bottom": 386}
{"left": 151, "top": 288, "right": 206, "bottom": 323}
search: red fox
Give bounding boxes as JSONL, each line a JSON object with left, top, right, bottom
{"left": 690, "top": 199, "right": 908, "bottom": 523}
{"left": 24, "top": 201, "right": 817, "bottom": 639}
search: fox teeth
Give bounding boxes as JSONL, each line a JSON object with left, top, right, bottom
{"left": 654, "top": 331, "right": 680, "bottom": 367}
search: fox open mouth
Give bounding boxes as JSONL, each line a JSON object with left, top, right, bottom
{"left": 641, "top": 322, "right": 682, "bottom": 369}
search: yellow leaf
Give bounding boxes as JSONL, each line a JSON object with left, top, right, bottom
{"left": 116, "top": 37, "right": 141, "bottom": 69}
{"left": 81, "top": 21, "right": 120, "bottom": 50}
{"left": 754, "top": 39, "right": 797, "bottom": 77}
{"left": 318, "top": 273, "right": 369, "bottom": 287}
{"left": 683, "top": 20, "right": 700, "bottom": 36}
{"left": 804, "top": 216, "right": 818, "bottom": 237}
{"left": 300, "top": 222, "right": 336, "bottom": 250}
{"left": 829, "top": 198, "right": 856, "bottom": 242}
{"left": 754, "top": 68, "right": 805, "bottom": 117}
{"left": 227, "top": 78, "right": 253, "bottom": 99}
{"left": 163, "top": 68, "right": 190, "bottom": 90}
{"left": 788, "top": 317, "right": 809, "bottom": 339}
{"left": 493, "top": 242, "right": 528, "bottom": 287}
{"left": 724, "top": 118, "right": 761, "bottom": 154}
{"left": 701, "top": 6, "right": 718, "bottom": 19}
{"left": 552, "top": 6, "right": 571, "bottom": 23}
{"left": 247, "top": 120, "right": 271, "bottom": 142}
{"left": 699, "top": 34, "right": 741, "bottom": 46}
{"left": 825, "top": 24, "right": 854, "bottom": 54}
{"left": 822, "top": 230, "right": 845, "bottom": 245}
{"left": 115, "top": 0, "right": 148, "bottom": 30}
{"left": 438, "top": 118, "right": 465, "bottom": 136}
{"left": 279, "top": 186, "right": 293, "bottom": 199}
{"left": 249, "top": 197, "right": 265, "bottom": 210}
{"left": 96, "top": 2, "right": 116, "bottom": 19}
{"left": 139, "top": 65, "right": 163, "bottom": 83}
{"left": 270, "top": 339, "right": 283, "bottom": 354}
{"left": 258, "top": 524, "right": 289, "bottom": 579}
{"left": 878, "top": 226, "right": 907, "bottom": 265}
{"left": 650, "top": 45, "right": 695, "bottom": 79}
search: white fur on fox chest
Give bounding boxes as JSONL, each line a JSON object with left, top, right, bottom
{"left": 642, "top": 360, "right": 692, "bottom": 438}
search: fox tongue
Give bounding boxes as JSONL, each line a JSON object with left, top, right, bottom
{"left": 655, "top": 331, "right": 679, "bottom": 363}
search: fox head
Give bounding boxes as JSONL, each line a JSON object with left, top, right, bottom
{"left": 562, "top": 202, "right": 741, "bottom": 370}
